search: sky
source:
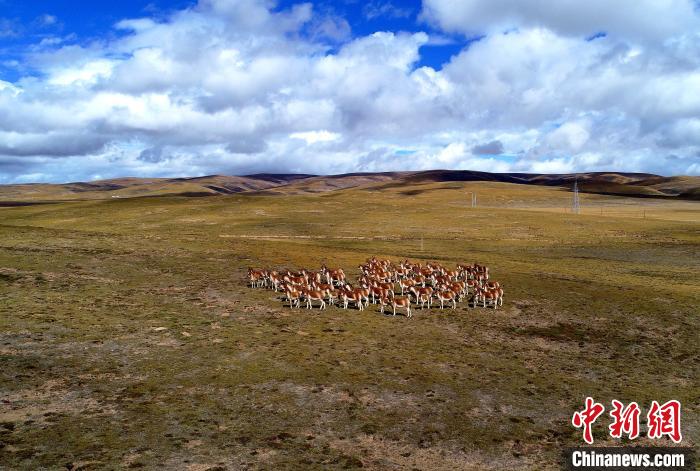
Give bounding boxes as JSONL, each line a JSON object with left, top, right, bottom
{"left": 1, "top": 0, "right": 700, "bottom": 183}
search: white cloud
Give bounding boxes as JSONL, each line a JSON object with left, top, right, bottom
{"left": 421, "top": 0, "right": 700, "bottom": 43}
{"left": 0, "top": 80, "right": 21, "bottom": 96}
{"left": 545, "top": 121, "right": 591, "bottom": 153}
{"left": 47, "top": 59, "right": 115, "bottom": 86}
{"left": 0, "top": 0, "right": 699, "bottom": 183}
{"left": 290, "top": 130, "right": 341, "bottom": 144}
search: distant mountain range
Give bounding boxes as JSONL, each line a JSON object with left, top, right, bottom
{"left": 1, "top": 171, "right": 699, "bottom": 203}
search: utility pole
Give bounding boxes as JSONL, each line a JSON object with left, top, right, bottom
{"left": 466, "top": 192, "right": 477, "bottom": 208}
{"left": 572, "top": 176, "right": 580, "bottom": 215}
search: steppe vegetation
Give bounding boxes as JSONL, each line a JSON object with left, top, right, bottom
{"left": 1, "top": 175, "right": 698, "bottom": 469}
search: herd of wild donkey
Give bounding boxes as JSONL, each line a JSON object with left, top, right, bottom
{"left": 247, "top": 257, "right": 503, "bottom": 317}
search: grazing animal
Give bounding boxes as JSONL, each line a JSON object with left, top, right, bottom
{"left": 326, "top": 288, "right": 340, "bottom": 306}
{"left": 378, "top": 294, "right": 390, "bottom": 314}
{"left": 398, "top": 278, "right": 416, "bottom": 295}
{"left": 325, "top": 268, "right": 346, "bottom": 286}
{"left": 410, "top": 286, "right": 433, "bottom": 308}
{"left": 303, "top": 289, "right": 326, "bottom": 310}
{"left": 284, "top": 285, "right": 301, "bottom": 308}
{"left": 391, "top": 296, "right": 412, "bottom": 317}
{"left": 370, "top": 286, "right": 391, "bottom": 304}
{"left": 248, "top": 269, "right": 265, "bottom": 288}
{"left": 416, "top": 292, "right": 431, "bottom": 309}
{"left": 355, "top": 286, "right": 371, "bottom": 307}
{"left": 484, "top": 289, "right": 498, "bottom": 309}
{"left": 340, "top": 289, "right": 364, "bottom": 311}
{"left": 268, "top": 272, "right": 283, "bottom": 291}
{"left": 436, "top": 290, "right": 457, "bottom": 309}
{"left": 450, "top": 282, "right": 466, "bottom": 299}
{"left": 474, "top": 287, "right": 498, "bottom": 309}
{"left": 494, "top": 286, "right": 504, "bottom": 306}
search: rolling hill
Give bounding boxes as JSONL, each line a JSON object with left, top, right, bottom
{"left": 1, "top": 171, "right": 698, "bottom": 203}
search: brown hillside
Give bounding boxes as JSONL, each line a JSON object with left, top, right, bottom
{"left": 1, "top": 170, "right": 698, "bottom": 202}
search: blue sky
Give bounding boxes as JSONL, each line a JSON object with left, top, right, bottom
{"left": 1, "top": 0, "right": 469, "bottom": 79}
{"left": 1, "top": 0, "right": 699, "bottom": 183}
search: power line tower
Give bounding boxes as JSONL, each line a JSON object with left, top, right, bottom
{"left": 572, "top": 176, "right": 580, "bottom": 214}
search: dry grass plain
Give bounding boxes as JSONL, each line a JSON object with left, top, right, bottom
{"left": 1, "top": 180, "right": 698, "bottom": 470}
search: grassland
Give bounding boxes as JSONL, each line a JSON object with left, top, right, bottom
{"left": 1, "top": 180, "right": 698, "bottom": 470}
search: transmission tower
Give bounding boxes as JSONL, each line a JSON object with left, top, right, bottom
{"left": 572, "top": 176, "right": 580, "bottom": 214}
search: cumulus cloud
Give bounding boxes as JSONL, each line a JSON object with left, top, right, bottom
{"left": 0, "top": 0, "right": 699, "bottom": 183}
{"left": 421, "top": 0, "right": 700, "bottom": 43}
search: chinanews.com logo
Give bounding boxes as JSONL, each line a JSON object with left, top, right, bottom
{"left": 564, "top": 397, "right": 696, "bottom": 470}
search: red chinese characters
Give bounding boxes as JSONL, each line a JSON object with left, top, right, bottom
{"left": 609, "top": 400, "right": 641, "bottom": 439}
{"left": 647, "top": 400, "right": 682, "bottom": 443}
{"left": 572, "top": 397, "right": 605, "bottom": 444}
{"left": 572, "top": 398, "right": 682, "bottom": 444}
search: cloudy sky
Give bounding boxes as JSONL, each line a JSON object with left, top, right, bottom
{"left": 1, "top": 0, "right": 700, "bottom": 183}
